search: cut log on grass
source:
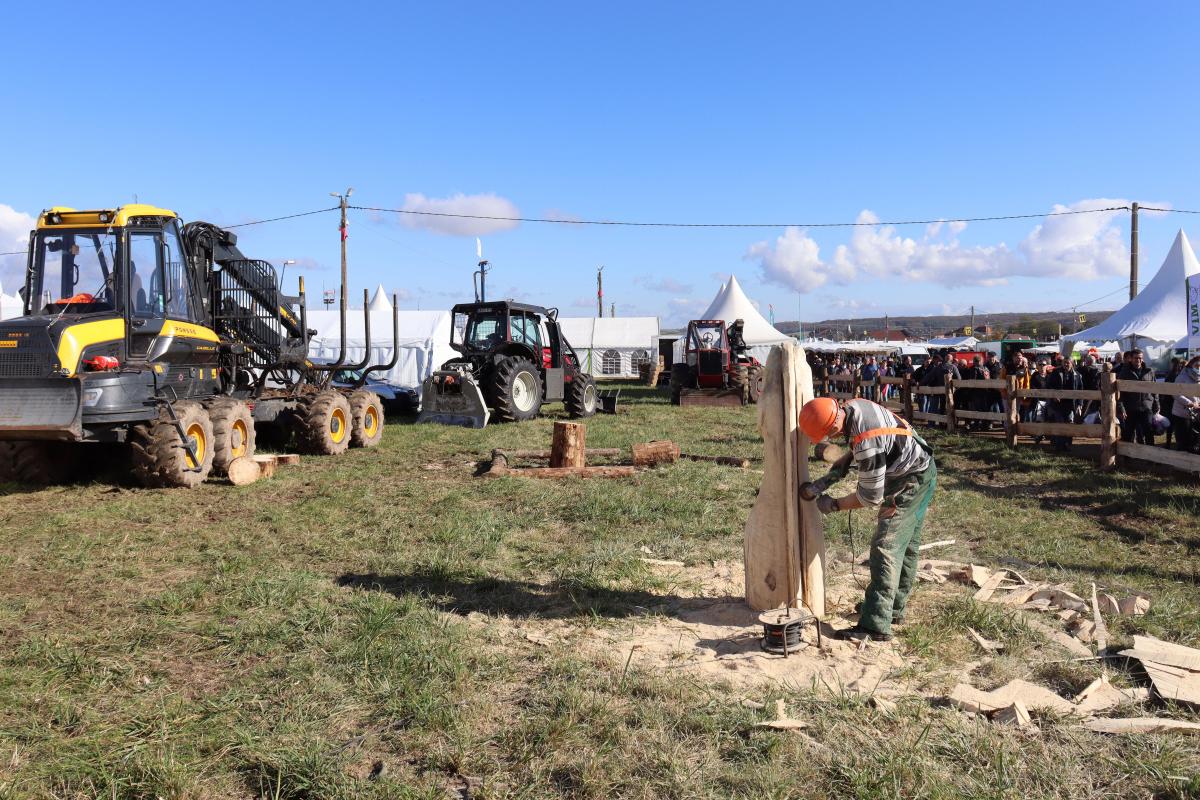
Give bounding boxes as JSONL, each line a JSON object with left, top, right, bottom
{"left": 632, "top": 440, "right": 680, "bottom": 467}
{"left": 813, "top": 442, "right": 843, "bottom": 464}
{"left": 680, "top": 453, "right": 750, "bottom": 468}
{"left": 1083, "top": 717, "right": 1200, "bottom": 735}
{"left": 550, "top": 421, "right": 587, "bottom": 468}
{"left": 274, "top": 453, "right": 301, "bottom": 466}
{"left": 252, "top": 454, "right": 277, "bottom": 479}
{"left": 506, "top": 448, "right": 623, "bottom": 459}
{"left": 488, "top": 465, "right": 637, "bottom": 479}
{"left": 226, "top": 456, "right": 261, "bottom": 486}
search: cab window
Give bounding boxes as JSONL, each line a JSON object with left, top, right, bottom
{"left": 163, "top": 222, "right": 198, "bottom": 320}
{"left": 129, "top": 231, "right": 165, "bottom": 319}
{"left": 510, "top": 313, "right": 540, "bottom": 347}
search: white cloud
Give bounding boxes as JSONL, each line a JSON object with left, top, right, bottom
{"left": 747, "top": 199, "right": 1140, "bottom": 293}
{"left": 396, "top": 192, "right": 521, "bottom": 236}
{"left": 0, "top": 204, "right": 36, "bottom": 297}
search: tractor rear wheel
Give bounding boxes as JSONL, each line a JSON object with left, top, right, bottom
{"left": 490, "top": 357, "right": 542, "bottom": 422}
{"left": 565, "top": 374, "right": 598, "bottom": 418}
{"left": 296, "top": 391, "right": 353, "bottom": 455}
{"left": 208, "top": 399, "right": 256, "bottom": 475}
{"left": 0, "top": 441, "right": 81, "bottom": 485}
{"left": 349, "top": 390, "right": 384, "bottom": 448}
{"left": 747, "top": 365, "right": 764, "bottom": 404}
{"left": 130, "top": 402, "right": 214, "bottom": 488}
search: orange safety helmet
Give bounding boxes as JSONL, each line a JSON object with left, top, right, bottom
{"left": 798, "top": 397, "right": 844, "bottom": 442}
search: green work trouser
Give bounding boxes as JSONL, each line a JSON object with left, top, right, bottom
{"left": 858, "top": 459, "right": 938, "bottom": 636}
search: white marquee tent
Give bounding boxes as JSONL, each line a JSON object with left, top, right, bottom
{"left": 307, "top": 308, "right": 454, "bottom": 390}
{"left": 558, "top": 316, "right": 661, "bottom": 378}
{"left": 673, "top": 275, "right": 790, "bottom": 363}
{"left": 1063, "top": 229, "right": 1200, "bottom": 350}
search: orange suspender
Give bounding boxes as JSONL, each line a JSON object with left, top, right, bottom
{"left": 849, "top": 401, "right": 914, "bottom": 448}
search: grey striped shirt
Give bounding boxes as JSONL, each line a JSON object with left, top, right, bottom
{"left": 844, "top": 399, "right": 932, "bottom": 506}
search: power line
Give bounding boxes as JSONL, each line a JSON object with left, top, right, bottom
{"left": 349, "top": 204, "right": 1130, "bottom": 229}
{"left": 1142, "top": 207, "right": 1200, "bottom": 215}
{"left": 222, "top": 206, "right": 338, "bottom": 228}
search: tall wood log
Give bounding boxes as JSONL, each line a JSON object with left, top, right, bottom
{"left": 902, "top": 376, "right": 914, "bottom": 422}
{"left": 1099, "top": 372, "right": 1118, "bottom": 471}
{"left": 944, "top": 373, "right": 956, "bottom": 434}
{"left": 743, "top": 342, "right": 824, "bottom": 616}
{"left": 484, "top": 465, "right": 636, "bottom": 479}
{"left": 550, "top": 421, "right": 587, "bottom": 468}
{"left": 1004, "top": 375, "right": 1019, "bottom": 448}
{"left": 632, "top": 440, "right": 681, "bottom": 466}
{"left": 680, "top": 453, "right": 749, "bottom": 468}
{"left": 506, "top": 448, "right": 622, "bottom": 459}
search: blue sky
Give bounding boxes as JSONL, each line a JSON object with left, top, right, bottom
{"left": 2, "top": 2, "right": 1197, "bottom": 326}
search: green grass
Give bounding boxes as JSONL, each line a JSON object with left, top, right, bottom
{"left": 0, "top": 383, "right": 1197, "bottom": 798}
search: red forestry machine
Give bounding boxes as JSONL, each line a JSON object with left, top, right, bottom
{"left": 669, "top": 318, "right": 764, "bottom": 406}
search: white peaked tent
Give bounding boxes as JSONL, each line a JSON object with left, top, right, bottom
{"left": 0, "top": 284, "right": 21, "bottom": 320}
{"left": 307, "top": 308, "right": 454, "bottom": 390}
{"left": 1064, "top": 229, "right": 1200, "bottom": 350}
{"left": 367, "top": 284, "right": 392, "bottom": 312}
{"left": 675, "top": 275, "right": 790, "bottom": 362}
{"left": 557, "top": 316, "right": 661, "bottom": 378}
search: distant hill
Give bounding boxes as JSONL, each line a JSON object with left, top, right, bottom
{"left": 773, "top": 310, "right": 1115, "bottom": 340}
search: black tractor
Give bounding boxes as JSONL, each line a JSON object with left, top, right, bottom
{"left": 418, "top": 301, "right": 597, "bottom": 427}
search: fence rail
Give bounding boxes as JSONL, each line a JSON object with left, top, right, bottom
{"left": 815, "top": 371, "right": 1200, "bottom": 475}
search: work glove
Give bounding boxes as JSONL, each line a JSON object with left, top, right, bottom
{"left": 816, "top": 494, "right": 839, "bottom": 515}
{"left": 799, "top": 481, "right": 820, "bottom": 502}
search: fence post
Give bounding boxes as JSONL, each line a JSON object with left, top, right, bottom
{"left": 944, "top": 373, "right": 956, "bottom": 434}
{"left": 1004, "top": 375, "right": 1019, "bottom": 448}
{"left": 902, "top": 376, "right": 914, "bottom": 422}
{"left": 1099, "top": 372, "right": 1118, "bottom": 471}
{"left": 853, "top": 374, "right": 861, "bottom": 399}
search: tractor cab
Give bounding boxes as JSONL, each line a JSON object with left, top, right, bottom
{"left": 685, "top": 319, "right": 731, "bottom": 388}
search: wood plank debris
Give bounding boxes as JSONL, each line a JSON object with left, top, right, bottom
{"left": 1118, "top": 635, "right": 1200, "bottom": 707}
{"left": 966, "top": 628, "right": 1004, "bottom": 652}
{"left": 1073, "top": 675, "right": 1148, "bottom": 715}
{"left": 972, "top": 571, "right": 1007, "bottom": 602}
{"left": 948, "top": 679, "right": 1078, "bottom": 716}
{"left": 1125, "top": 635, "right": 1200, "bottom": 672}
{"left": 992, "top": 701, "right": 1033, "bottom": 728}
{"left": 1089, "top": 583, "right": 1108, "bottom": 654}
{"left": 754, "top": 699, "right": 809, "bottom": 731}
{"left": 918, "top": 539, "right": 956, "bottom": 552}
{"left": 1083, "top": 717, "right": 1200, "bottom": 735}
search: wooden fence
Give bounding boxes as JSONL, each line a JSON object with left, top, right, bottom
{"left": 816, "top": 372, "right": 1200, "bottom": 475}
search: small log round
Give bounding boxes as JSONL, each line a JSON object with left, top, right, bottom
{"left": 252, "top": 454, "right": 277, "bottom": 479}
{"left": 226, "top": 456, "right": 261, "bottom": 486}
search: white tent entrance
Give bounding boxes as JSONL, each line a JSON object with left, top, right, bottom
{"left": 557, "top": 316, "right": 661, "bottom": 379}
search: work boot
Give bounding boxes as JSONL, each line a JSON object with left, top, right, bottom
{"left": 837, "top": 625, "right": 892, "bottom": 643}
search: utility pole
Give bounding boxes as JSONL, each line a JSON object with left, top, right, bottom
{"left": 1130, "top": 202, "right": 1139, "bottom": 301}
{"left": 474, "top": 238, "right": 489, "bottom": 302}
{"left": 597, "top": 266, "right": 604, "bottom": 317}
{"left": 970, "top": 305, "right": 975, "bottom": 332}
{"left": 329, "top": 186, "right": 353, "bottom": 326}
{"left": 610, "top": 302, "right": 615, "bottom": 317}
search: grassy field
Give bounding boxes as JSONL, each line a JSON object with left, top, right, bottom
{"left": 1, "top": 383, "right": 1198, "bottom": 799}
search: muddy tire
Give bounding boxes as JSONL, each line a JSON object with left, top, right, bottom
{"left": 564, "top": 373, "right": 598, "bottom": 418}
{"left": 208, "top": 399, "right": 256, "bottom": 474}
{"left": 295, "top": 391, "right": 352, "bottom": 455}
{"left": 490, "top": 357, "right": 542, "bottom": 422}
{"left": 747, "top": 365, "right": 764, "bottom": 404}
{"left": 0, "top": 441, "right": 81, "bottom": 485}
{"left": 349, "top": 390, "right": 384, "bottom": 448}
{"left": 130, "top": 402, "right": 214, "bottom": 488}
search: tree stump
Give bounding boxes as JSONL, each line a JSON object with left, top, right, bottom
{"left": 550, "top": 422, "right": 587, "bottom": 468}
{"left": 632, "top": 440, "right": 681, "bottom": 466}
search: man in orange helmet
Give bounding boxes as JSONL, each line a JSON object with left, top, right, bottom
{"left": 798, "top": 396, "right": 937, "bottom": 642}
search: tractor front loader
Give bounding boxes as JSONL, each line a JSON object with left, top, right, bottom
{"left": 0, "top": 205, "right": 397, "bottom": 488}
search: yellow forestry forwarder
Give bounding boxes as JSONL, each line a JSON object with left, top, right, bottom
{"left": 0, "top": 205, "right": 398, "bottom": 488}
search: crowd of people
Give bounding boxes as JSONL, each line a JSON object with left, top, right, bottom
{"left": 807, "top": 349, "right": 1200, "bottom": 454}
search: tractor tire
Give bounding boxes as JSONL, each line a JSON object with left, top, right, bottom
{"left": 349, "top": 390, "right": 384, "bottom": 448}
{"left": 565, "top": 374, "right": 598, "bottom": 418}
{"left": 747, "top": 365, "right": 764, "bottom": 404}
{"left": 490, "top": 357, "right": 543, "bottom": 422}
{"left": 130, "top": 402, "right": 214, "bottom": 489}
{"left": 0, "top": 441, "right": 81, "bottom": 485}
{"left": 295, "top": 391, "right": 353, "bottom": 455}
{"left": 208, "top": 399, "right": 256, "bottom": 475}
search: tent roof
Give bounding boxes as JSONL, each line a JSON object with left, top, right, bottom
{"left": 307, "top": 308, "right": 448, "bottom": 345}
{"left": 368, "top": 284, "right": 392, "bottom": 312}
{"left": 697, "top": 275, "right": 789, "bottom": 345}
{"left": 927, "top": 336, "right": 979, "bottom": 349}
{"left": 1065, "top": 229, "right": 1200, "bottom": 344}
{"left": 557, "top": 316, "right": 660, "bottom": 349}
